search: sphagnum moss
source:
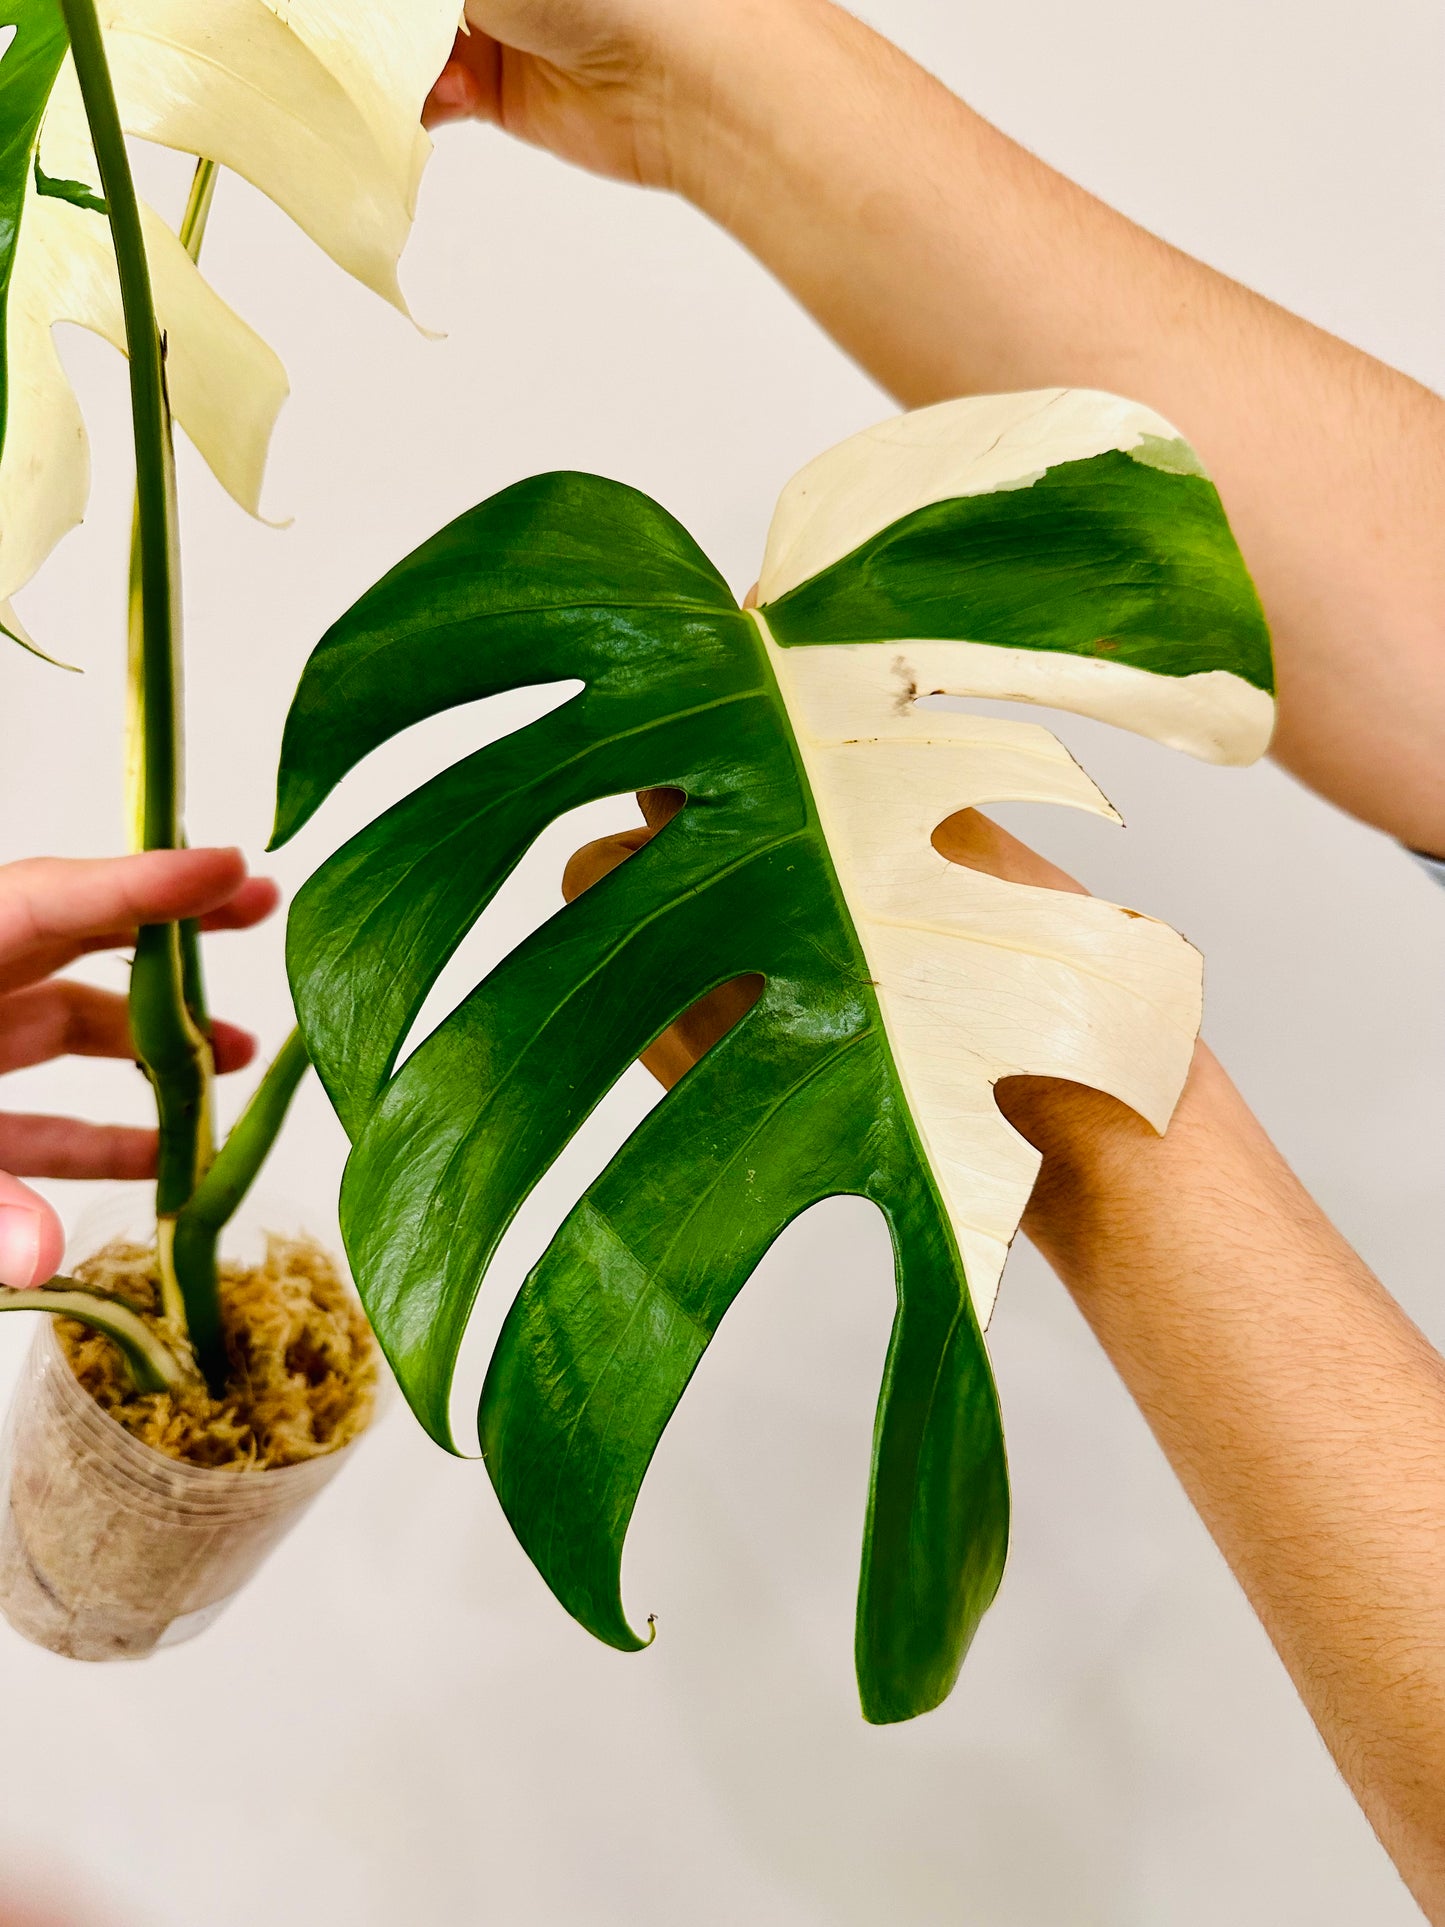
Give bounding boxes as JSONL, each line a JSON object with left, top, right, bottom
{"left": 60, "top": 1238, "right": 378, "bottom": 1470}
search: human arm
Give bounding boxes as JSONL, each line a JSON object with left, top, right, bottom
{"left": 0, "top": 847, "right": 275, "bottom": 1288}
{"left": 1003, "top": 1043, "right": 1445, "bottom": 1921}
{"left": 941, "top": 817, "right": 1445, "bottom": 1916}
{"left": 425, "top": 3, "right": 1445, "bottom": 1894}
{"left": 564, "top": 799, "right": 1445, "bottom": 1917}
{"left": 428, "top": 0, "right": 1445, "bottom": 853}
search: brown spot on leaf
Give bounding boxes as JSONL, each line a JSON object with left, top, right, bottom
{"left": 890, "top": 654, "right": 919, "bottom": 714}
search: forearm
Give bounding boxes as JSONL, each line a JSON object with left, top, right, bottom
{"left": 571, "top": 799, "right": 1445, "bottom": 1890}
{"left": 1000, "top": 1050, "right": 1445, "bottom": 1913}
{"left": 669, "top": 0, "right": 1445, "bottom": 849}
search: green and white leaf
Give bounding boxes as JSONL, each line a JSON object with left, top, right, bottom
{"left": 0, "top": 0, "right": 459, "bottom": 648}
{"left": 273, "top": 388, "right": 1274, "bottom": 1723}
{"left": 760, "top": 387, "right": 1274, "bottom": 765}
{"left": 0, "top": 1279, "right": 199, "bottom": 1392}
{"left": 755, "top": 387, "right": 1275, "bottom": 1316}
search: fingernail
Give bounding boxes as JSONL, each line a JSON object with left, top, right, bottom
{"left": 0, "top": 1206, "right": 43, "bottom": 1289}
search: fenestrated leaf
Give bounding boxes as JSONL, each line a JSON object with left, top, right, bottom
{"left": 272, "top": 475, "right": 751, "bottom": 1136}
{"left": 761, "top": 386, "right": 1274, "bottom": 765}
{"left": 273, "top": 389, "right": 1274, "bottom": 1722}
{"left": 0, "top": 0, "right": 458, "bottom": 643}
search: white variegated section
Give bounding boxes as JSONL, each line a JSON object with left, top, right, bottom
{"left": 0, "top": 73, "right": 288, "bottom": 604}
{"left": 99, "top": 0, "right": 458, "bottom": 309}
{"left": 253, "top": 0, "right": 459, "bottom": 215}
{"left": 780, "top": 635, "right": 1273, "bottom": 769}
{"left": 759, "top": 389, "right": 1185, "bottom": 602}
{"left": 0, "top": 0, "right": 455, "bottom": 613}
{"left": 762, "top": 620, "right": 1203, "bottom": 1326}
{"left": 757, "top": 388, "right": 1274, "bottom": 767}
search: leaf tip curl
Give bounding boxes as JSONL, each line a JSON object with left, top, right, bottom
{"left": 0, "top": 602, "right": 80, "bottom": 671}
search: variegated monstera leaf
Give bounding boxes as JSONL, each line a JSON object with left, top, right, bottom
{"left": 272, "top": 388, "right": 1274, "bottom": 1723}
{"left": 0, "top": 0, "right": 458, "bottom": 650}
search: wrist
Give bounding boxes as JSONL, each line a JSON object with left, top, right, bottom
{"left": 997, "top": 1073, "right": 1148, "bottom": 1185}
{"left": 996, "top": 1045, "right": 1232, "bottom": 1267}
{"left": 657, "top": 0, "right": 876, "bottom": 216}
{"left": 657, "top": 0, "right": 995, "bottom": 407}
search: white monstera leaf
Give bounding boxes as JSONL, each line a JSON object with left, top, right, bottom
{"left": 0, "top": 0, "right": 459, "bottom": 649}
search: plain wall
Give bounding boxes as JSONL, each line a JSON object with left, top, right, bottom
{"left": 1, "top": 1, "right": 1442, "bottom": 1920}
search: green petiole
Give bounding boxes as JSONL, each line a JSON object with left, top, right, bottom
{"left": 0, "top": 1283, "right": 200, "bottom": 1396}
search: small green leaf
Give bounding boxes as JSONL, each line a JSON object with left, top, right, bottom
{"left": 33, "top": 154, "right": 106, "bottom": 214}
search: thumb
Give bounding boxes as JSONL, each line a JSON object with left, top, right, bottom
{"left": 423, "top": 28, "right": 500, "bottom": 128}
{"left": 0, "top": 1173, "right": 65, "bottom": 1289}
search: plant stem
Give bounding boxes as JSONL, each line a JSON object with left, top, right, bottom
{"left": 178, "top": 158, "right": 217, "bottom": 260}
{"left": 127, "top": 169, "right": 220, "bottom": 1171}
{"left": 126, "top": 159, "right": 222, "bottom": 1183}
{"left": 0, "top": 1285, "right": 201, "bottom": 1396}
{"left": 123, "top": 493, "right": 146, "bottom": 853}
{"left": 125, "top": 153, "right": 218, "bottom": 848}
{"left": 172, "top": 1031, "right": 312, "bottom": 1366}
{"left": 60, "top": 0, "right": 218, "bottom": 1345}
{"left": 62, "top": 0, "right": 178, "bottom": 843}
{"left": 174, "top": 164, "right": 219, "bottom": 1071}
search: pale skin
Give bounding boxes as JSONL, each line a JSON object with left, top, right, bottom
{"left": 426, "top": 3, "right": 1445, "bottom": 1913}
{"left": 0, "top": 848, "right": 275, "bottom": 1290}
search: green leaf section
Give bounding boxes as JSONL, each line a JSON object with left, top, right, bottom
{"left": 762, "top": 447, "right": 1275, "bottom": 694}
{"left": 274, "top": 473, "right": 1008, "bottom": 1724}
{"left": 0, "top": 2, "right": 69, "bottom": 474}
{"left": 34, "top": 155, "right": 105, "bottom": 214}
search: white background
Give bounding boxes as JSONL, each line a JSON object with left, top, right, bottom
{"left": 1, "top": 0, "right": 1443, "bottom": 1920}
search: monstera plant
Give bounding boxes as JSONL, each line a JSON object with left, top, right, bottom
{"left": 0, "top": 0, "right": 455, "bottom": 1379}
{"left": 273, "top": 387, "right": 1274, "bottom": 1722}
{"left": 0, "top": 0, "right": 1275, "bottom": 1712}
{"left": 0, "top": 0, "right": 457, "bottom": 1659}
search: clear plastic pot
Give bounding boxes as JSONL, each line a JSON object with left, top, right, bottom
{"left": 0, "top": 1315, "right": 362, "bottom": 1661}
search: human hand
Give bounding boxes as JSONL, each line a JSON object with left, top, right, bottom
{"left": 0, "top": 848, "right": 277, "bottom": 1289}
{"left": 423, "top": 0, "right": 783, "bottom": 191}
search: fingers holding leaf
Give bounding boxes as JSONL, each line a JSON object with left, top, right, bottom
{"left": 424, "top": 29, "right": 502, "bottom": 128}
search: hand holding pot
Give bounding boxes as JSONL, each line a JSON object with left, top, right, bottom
{"left": 0, "top": 848, "right": 276, "bottom": 1288}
